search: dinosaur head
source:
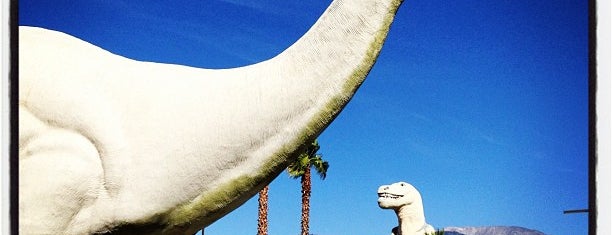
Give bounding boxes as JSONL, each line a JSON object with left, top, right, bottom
{"left": 377, "top": 181, "right": 421, "bottom": 209}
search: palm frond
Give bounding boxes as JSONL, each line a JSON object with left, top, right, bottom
{"left": 287, "top": 139, "right": 328, "bottom": 179}
{"left": 310, "top": 155, "right": 329, "bottom": 179}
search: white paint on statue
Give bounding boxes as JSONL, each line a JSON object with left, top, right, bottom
{"left": 18, "top": 0, "right": 405, "bottom": 234}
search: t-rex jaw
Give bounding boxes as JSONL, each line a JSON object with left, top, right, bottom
{"left": 378, "top": 192, "right": 404, "bottom": 200}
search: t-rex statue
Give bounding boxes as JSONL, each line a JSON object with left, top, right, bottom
{"left": 378, "top": 182, "right": 436, "bottom": 235}
{"left": 19, "top": 0, "right": 405, "bottom": 234}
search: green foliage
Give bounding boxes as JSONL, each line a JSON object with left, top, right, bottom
{"left": 287, "top": 140, "right": 329, "bottom": 179}
{"left": 430, "top": 229, "right": 445, "bottom": 235}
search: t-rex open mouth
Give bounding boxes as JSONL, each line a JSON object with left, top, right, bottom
{"left": 378, "top": 192, "right": 404, "bottom": 199}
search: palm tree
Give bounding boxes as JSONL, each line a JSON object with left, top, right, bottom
{"left": 257, "top": 185, "right": 269, "bottom": 235}
{"left": 287, "top": 139, "right": 329, "bottom": 235}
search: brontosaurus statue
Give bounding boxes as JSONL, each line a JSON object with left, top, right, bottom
{"left": 19, "top": 0, "right": 404, "bottom": 234}
{"left": 378, "top": 182, "right": 436, "bottom": 235}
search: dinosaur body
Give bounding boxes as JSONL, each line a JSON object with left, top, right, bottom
{"left": 378, "top": 182, "right": 436, "bottom": 235}
{"left": 19, "top": 0, "right": 404, "bottom": 234}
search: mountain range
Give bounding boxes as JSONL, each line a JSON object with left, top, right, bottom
{"left": 442, "top": 226, "right": 547, "bottom": 235}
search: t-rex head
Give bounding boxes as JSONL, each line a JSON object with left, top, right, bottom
{"left": 377, "top": 181, "right": 422, "bottom": 209}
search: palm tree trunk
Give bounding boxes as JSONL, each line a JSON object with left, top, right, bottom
{"left": 301, "top": 167, "right": 312, "bottom": 235}
{"left": 257, "top": 185, "right": 269, "bottom": 235}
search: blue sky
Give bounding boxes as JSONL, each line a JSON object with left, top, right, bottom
{"left": 20, "top": 0, "right": 589, "bottom": 234}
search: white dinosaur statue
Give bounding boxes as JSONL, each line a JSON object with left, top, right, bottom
{"left": 19, "top": 0, "right": 405, "bottom": 234}
{"left": 378, "top": 182, "right": 436, "bottom": 235}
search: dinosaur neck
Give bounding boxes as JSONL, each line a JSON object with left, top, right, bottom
{"left": 271, "top": 0, "right": 404, "bottom": 90}
{"left": 225, "top": 0, "right": 405, "bottom": 138}
{"left": 159, "top": 0, "right": 404, "bottom": 232}
{"left": 396, "top": 202, "right": 427, "bottom": 235}
{"left": 161, "top": 0, "right": 405, "bottom": 231}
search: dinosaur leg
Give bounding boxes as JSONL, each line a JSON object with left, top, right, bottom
{"left": 19, "top": 107, "right": 109, "bottom": 234}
